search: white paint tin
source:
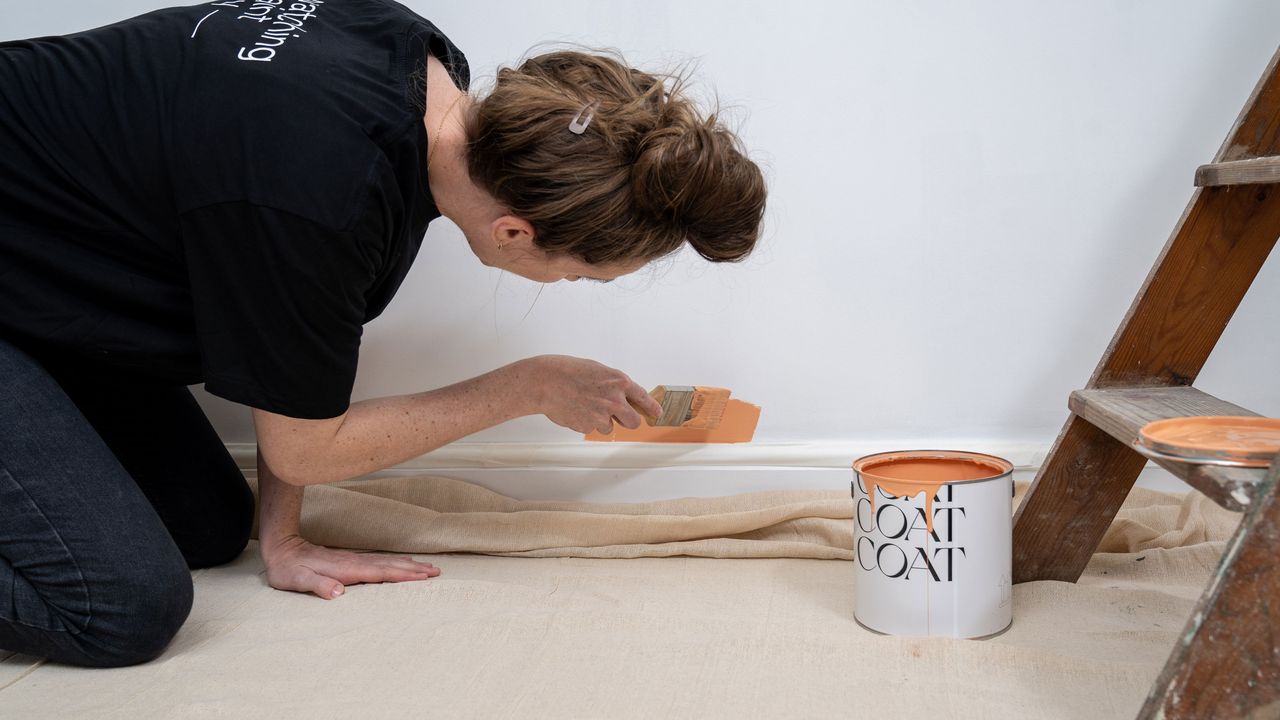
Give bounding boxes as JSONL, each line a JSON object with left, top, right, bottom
{"left": 851, "top": 450, "right": 1014, "bottom": 639}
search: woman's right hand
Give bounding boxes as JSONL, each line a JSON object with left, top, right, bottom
{"left": 523, "top": 355, "right": 663, "bottom": 434}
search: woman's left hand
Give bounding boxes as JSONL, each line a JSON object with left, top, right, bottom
{"left": 261, "top": 534, "right": 441, "bottom": 599}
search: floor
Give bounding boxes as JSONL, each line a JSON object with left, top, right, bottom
{"left": 0, "top": 496, "right": 1231, "bottom": 720}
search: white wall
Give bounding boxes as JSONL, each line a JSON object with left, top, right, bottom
{"left": 6, "top": 2, "right": 1280, "bottom": 495}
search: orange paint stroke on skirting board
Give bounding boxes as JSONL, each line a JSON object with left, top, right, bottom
{"left": 584, "top": 399, "right": 761, "bottom": 444}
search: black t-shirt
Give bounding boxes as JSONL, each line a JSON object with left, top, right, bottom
{"left": 0, "top": 0, "right": 468, "bottom": 418}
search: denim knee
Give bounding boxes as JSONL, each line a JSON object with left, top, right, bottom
{"left": 76, "top": 551, "right": 194, "bottom": 668}
{"left": 186, "top": 520, "right": 251, "bottom": 569}
{"left": 181, "top": 477, "right": 255, "bottom": 569}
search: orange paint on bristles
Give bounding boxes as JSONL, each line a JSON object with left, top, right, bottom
{"left": 586, "top": 398, "right": 760, "bottom": 444}
{"left": 682, "top": 386, "right": 730, "bottom": 430}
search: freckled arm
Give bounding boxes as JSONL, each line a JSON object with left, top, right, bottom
{"left": 252, "top": 360, "right": 540, "bottom": 486}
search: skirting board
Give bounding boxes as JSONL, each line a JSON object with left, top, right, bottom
{"left": 226, "top": 441, "right": 1190, "bottom": 503}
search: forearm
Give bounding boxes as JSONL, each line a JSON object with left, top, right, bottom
{"left": 257, "top": 448, "right": 304, "bottom": 548}
{"left": 256, "top": 449, "right": 440, "bottom": 596}
{"left": 259, "top": 359, "right": 540, "bottom": 486}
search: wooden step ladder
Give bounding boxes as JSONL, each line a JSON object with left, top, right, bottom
{"left": 1011, "top": 47, "right": 1280, "bottom": 719}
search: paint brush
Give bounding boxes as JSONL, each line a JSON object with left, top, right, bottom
{"left": 636, "top": 386, "right": 731, "bottom": 429}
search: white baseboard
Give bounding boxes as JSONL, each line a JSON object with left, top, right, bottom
{"left": 228, "top": 440, "right": 1191, "bottom": 503}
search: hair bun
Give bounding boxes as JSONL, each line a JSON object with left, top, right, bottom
{"left": 467, "top": 51, "right": 766, "bottom": 265}
{"left": 630, "top": 117, "right": 765, "bottom": 262}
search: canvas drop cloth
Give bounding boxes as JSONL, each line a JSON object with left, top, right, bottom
{"left": 275, "top": 475, "right": 1231, "bottom": 560}
{"left": 0, "top": 476, "right": 1242, "bottom": 719}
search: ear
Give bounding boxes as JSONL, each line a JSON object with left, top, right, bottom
{"left": 490, "top": 215, "right": 535, "bottom": 250}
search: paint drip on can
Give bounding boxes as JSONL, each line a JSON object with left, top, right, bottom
{"left": 851, "top": 450, "right": 1014, "bottom": 639}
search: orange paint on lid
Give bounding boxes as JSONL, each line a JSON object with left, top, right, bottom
{"left": 852, "top": 451, "right": 1013, "bottom": 534}
{"left": 1138, "top": 416, "right": 1280, "bottom": 467}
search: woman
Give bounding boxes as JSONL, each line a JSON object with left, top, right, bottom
{"left": 0, "top": 0, "right": 766, "bottom": 667}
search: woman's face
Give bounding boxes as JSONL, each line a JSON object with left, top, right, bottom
{"left": 469, "top": 215, "right": 648, "bottom": 283}
{"left": 500, "top": 247, "right": 646, "bottom": 284}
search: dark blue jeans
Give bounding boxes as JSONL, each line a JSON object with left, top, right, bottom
{"left": 0, "top": 337, "right": 253, "bottom": 667}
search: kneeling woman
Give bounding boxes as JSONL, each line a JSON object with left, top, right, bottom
{"left": 0, "top": 1, "right": 765, "bottom": 667}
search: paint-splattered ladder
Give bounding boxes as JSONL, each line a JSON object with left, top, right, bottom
{"left": 1011, "top": 47, "right": 1280, "bottom": 720}
{"left": 1068, "top": 387, "right": 1264, "bottom": 511}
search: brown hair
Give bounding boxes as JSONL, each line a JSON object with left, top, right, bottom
{"left": 465, "top": 51, "right": 766, "bottom": 266}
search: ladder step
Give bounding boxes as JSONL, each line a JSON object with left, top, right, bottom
{"left": 1068, "top": 387, "right": 1269, "bottom": 511}
{"left": 1195, "top": 156, "right": 1280, "bottom": 186}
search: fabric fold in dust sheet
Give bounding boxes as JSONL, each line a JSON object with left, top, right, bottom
{"left": 0, "top": 475, "right": 1242, "bottom": 719}
{"left": 263, "top": 474, "right": 1235, "bottom": 560}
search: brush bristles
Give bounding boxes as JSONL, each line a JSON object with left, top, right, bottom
{"left": 683, "top": 386, "right": 731, "bottom": 429}
{"left": 651, "top": 386, "right": 696, "bottom": 427}
{"left": 646, "top": 385, "right": 733, "bottom": 428}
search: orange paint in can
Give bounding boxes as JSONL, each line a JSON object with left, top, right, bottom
{"left": 852, "top": 451, "right": 1013, "bottom": 534}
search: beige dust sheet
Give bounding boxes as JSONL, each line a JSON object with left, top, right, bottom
{"left": 0, "top": 476, "right": 1240, "bottom": 719}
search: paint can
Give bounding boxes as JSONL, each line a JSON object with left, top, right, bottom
{"left": 850, "top": 450, "right": 1014, "bottom": 638}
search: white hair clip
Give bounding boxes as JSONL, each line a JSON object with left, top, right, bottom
{"left": 568, "top": 101, "right": 598, "bottom": 135}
